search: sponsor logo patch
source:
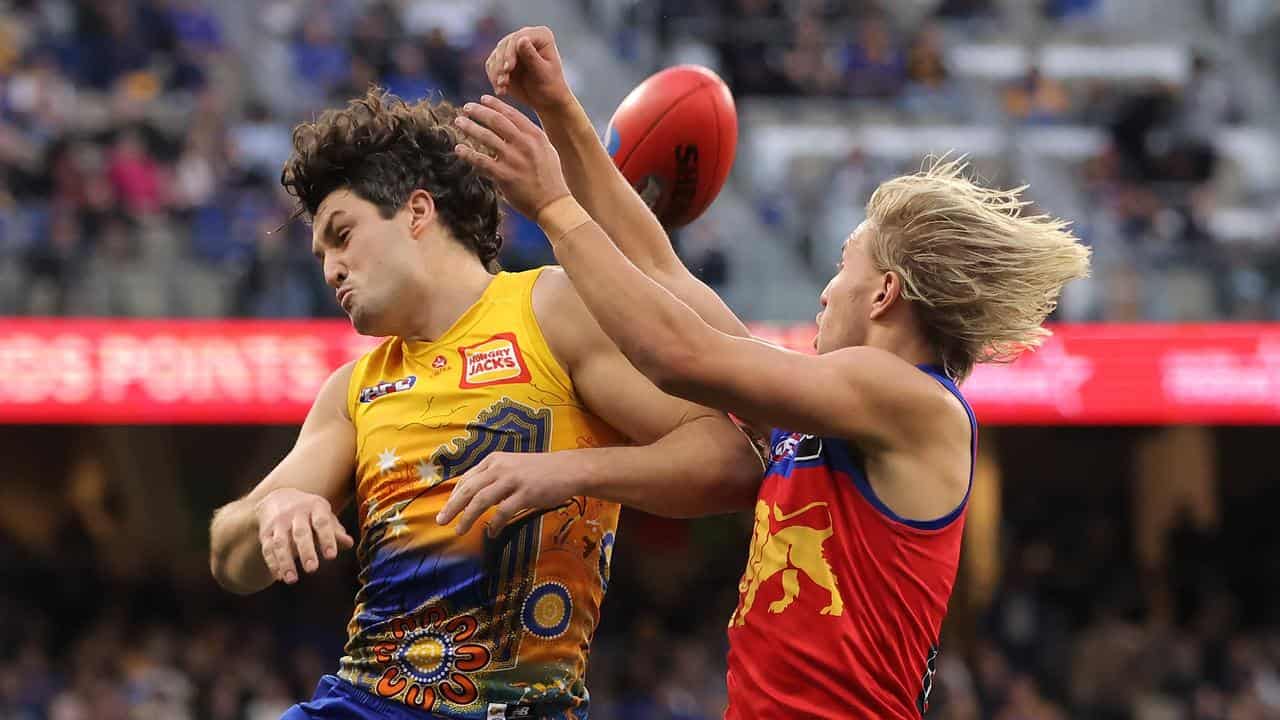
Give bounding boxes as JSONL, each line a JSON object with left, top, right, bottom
{"left": 358, "top": 375, "right": 416, "bottom": 404}
{"left": 458, "top": 333, "right": 531, "bottom": 388}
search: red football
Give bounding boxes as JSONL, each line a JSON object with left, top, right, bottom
{"left": 605, "top": 65, "right": 738, "bottom": 229}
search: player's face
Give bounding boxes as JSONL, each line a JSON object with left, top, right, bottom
{"left": 815, "top": 222, "right": 880, "bottom": 354}
{"left": 312, "top": 189, "right": 418, "bottom": 336}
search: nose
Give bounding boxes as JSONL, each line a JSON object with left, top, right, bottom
{"left": 323, "top": 256, "right": 347, "bottom": 289}
{"left": 819, "top": 277, "right": 836, "bottom": 307}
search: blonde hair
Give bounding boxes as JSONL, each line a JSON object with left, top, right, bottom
{"left": 864, "top": 155, "right": 1091, "bottom": 382}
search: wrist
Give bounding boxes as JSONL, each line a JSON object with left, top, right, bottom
{"left": 531, "top": 92, "right": 580, "bottom": 119}
{"left": 567, "top": 448, "right": 604, "bottom": 497}
{"left": 535, "top": 195, "right": 592, "bottom": 244}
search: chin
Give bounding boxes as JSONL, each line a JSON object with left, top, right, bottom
{"left": 814, "top": 330, "right": 833, "bottom": 354}
{"left": 348, "top": 308, "right": 384, "bottom": 337}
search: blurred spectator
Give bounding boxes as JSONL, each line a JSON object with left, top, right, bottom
{"left": 934, "top": 0, "right": 997, "bottom": 20}
{"left": 841, "top": 16, "right": 906, "bottom": 99}
{"left": 348, "top": 2, "right": 397, "bottom": 73}
{"left": 0, "top": 0, "right": 515, "bottom": 318}
{"left": 106, "top": 127, "right": 168, "bottom": 216}
{"left": 675, "top": 220, "right": 731, "bottom": 291}
{"left": 291, "top": 12, "right": 349, "bottom": 97}
{"left": 781, "top": 13, "right": 842, "bottom": 95}
{"left": 1045, "top": 0, "right": 1100, "bottom": 21}
{"left": 1003, "top": 66, "right": 1071, "bottom": 124}
{"left": 380, "top": 40, "right": 443, "bottom": 102}
{"left": 902, "top": 23, "right": 966, "bottom": 120}
{"left": 996, "top": 675, "right": 1067, "bottom": 720}
{"left": 229, "top": 101, "right": 288, "bottom": 179}
{"left": 1178, "top": 53, "right": 1237, "bottom": 142}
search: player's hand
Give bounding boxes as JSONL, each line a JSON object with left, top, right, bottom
{"left": 436, "top": 451, "right": 583, "bottom": 538}
{"left": 255, "top": 487, "right": 355, "bottom": 585}
{"left": 486, "top": 26, "right": 573, "bottom": 113}
{"left": 454, "top": 95, "right": 571, "bottom": 219}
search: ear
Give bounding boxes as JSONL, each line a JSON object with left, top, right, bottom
{"left": 405, "top": 189, "right": 436, "bottom": 238}
{"left": 868, "top": 271, "right": 902, "bottom": 320}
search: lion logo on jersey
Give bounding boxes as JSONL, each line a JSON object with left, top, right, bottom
{"left": 730, "top": 500, "right": 844, "bottom": 626}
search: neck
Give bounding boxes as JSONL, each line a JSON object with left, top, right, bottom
{"left": 865, "top": 322, "right": 939, "bottom": 370}
{"left": 400, "top": 256, "right": 495, "bottom": 342}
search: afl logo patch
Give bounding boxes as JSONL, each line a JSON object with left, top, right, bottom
{"left": 771, "top": 432, "right": 823, "bottom": 462}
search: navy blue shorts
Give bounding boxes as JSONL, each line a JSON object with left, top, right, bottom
{"left": 281, "top": 675, "right": 427, "bottom": 719}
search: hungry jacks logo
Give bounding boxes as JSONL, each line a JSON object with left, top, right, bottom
{"left": 458, "top": 333, "right": 531, "bottom": 388}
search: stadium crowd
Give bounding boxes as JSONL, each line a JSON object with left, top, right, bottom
{"left": 0, "top": 0, "right": 573, "bottom": 320}
{"left": 3, "top": 0, "right": 1278, "bottom": 322}
{"left": 641, "top": 0, "right": 1279, "bottom": 322}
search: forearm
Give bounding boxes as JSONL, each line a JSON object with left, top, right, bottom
{"left": 537, "top": 99, "right": 678, "bottom": 276}
{"left": 540, "top": 200, "right": 719, "bottom": 389}
{"left": 209, "top": 498, "right": 273, "bottom": 595}
{"left": 576, "top": 416, "right": 761, "bottom": 517}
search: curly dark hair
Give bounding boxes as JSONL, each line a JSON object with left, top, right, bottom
{"left": 281, "top": 87, "right": 504, "bottom": 269}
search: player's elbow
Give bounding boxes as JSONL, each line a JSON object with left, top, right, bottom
{"left": 676, "top": 420, "right": 765, "bottom": 518}
{"left": 208, "top": 535, "right": 245, "bottom": 595}
{"left": 208, "top": 545, "right": 242, "bottom": 594}
{"left": 717, "top": 431, "right": 766, "bottom": 513}
{"left": 209, "top": 552, "right": 270, "bottom": 596}
{"left": 209, "top": 552, "right": 240, "bottom": 594}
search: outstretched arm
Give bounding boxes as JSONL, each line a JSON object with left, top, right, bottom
{"left": 436, "top": 268, "right": 762, "bottom": 536}
{"left": 453, "top": 96, "right": 951, "bottom": 448}
{"left": 481, "top": 27, "right": 750, "bottom": 340}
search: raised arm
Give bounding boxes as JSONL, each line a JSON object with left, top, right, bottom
{"left": 481, "top": 26, "right": 750, "bottom": 340}
{"left": 209, "top": 362, "right": 357, "bottom": 594}
{"left": 453, "top": 97, "right": 957, "bottom": 448}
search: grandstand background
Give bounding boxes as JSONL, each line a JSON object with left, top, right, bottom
{"left": 2, "top": 0, "right": 1280, "bottom": 718}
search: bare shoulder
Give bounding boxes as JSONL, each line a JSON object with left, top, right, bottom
{"left": 318, "top": 359, "right": 358, "bottom": 417}
{"left": 332, "top": 358, "right": 358, "bottom": 381}
{"left": 530, "top": 265, "right": 576, "bottom": 314}
{"left": 529, "top": 265, "right": 605, "bottom": 374}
